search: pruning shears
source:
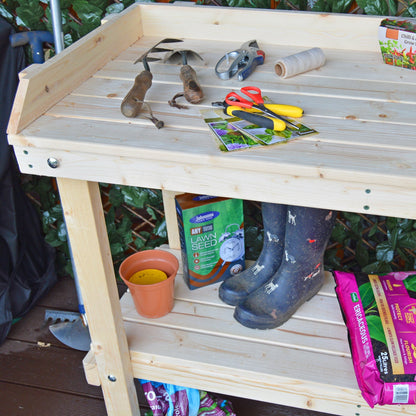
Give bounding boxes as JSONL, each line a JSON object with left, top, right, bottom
{"left": 215, "top": 40, "right": 265, "bottom": 81}
{"left": 212, "top": 86, "right": 304, "bottom": 131}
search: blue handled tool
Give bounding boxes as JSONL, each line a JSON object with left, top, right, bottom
{"left": 215, "top": 40, "right": 265, "bottom": 81}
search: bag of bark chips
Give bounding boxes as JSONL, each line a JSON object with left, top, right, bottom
{"left": 334, "top": 271, "right": 416, "bottom": 407}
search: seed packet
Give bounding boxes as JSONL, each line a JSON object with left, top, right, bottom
{"left": 229, "top": 117, "right": 316, "bottom": 145}
{"left": 207, "top": 120, "right": 260, "bottom": 151}
{"left": 379, "top": 18, "right": 416, "bottom": 70}
{"left": 333, "top": 271, "right": 416, "bottom": 407}
{"left": 201, "top": 108, "right": 317, "bottom": 152}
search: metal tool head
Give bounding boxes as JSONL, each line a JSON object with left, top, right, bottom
{"left": 239, "top": 39, "right": 260, "bottom": 50}
{"left": 134, "top": 56, "right": 161, "bottom": 71}
{"left": 134, "top": 38, "right": 183, "bottom": 67}
{"left": 49, "top": 317, "right": 91, "bottom": 351}
{"left": 215, "top": 39, "right": 264, "bottom": 81}
{"left": 45, "top": 309, "right": 91, "bottom": 351}
{"left": 163, "top": 49, "right": 204, "bottom": 65}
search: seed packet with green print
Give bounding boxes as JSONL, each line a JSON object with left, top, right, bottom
{"left": 229, "top": 117, "right": 316, "bottom": 145}
{"left": 207, "top": 119, "right": 262, "bottom": 152}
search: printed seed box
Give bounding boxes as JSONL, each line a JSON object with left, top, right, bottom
{"left": 379, "top": 17, "right": 416, "bottom": 70}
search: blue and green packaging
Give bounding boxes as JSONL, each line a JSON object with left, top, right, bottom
{"left": 175, "top": 193, "right": 245, "bottom": 290}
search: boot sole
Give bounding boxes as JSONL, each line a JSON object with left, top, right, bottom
{"left": 233, "top": 283, "right": 323, "bottom": 330}
{"left": 233, "top": 306, "right": 287, "bottom": 330}
{"left": 218, "top": 284, "right": 248, "bottom": 306}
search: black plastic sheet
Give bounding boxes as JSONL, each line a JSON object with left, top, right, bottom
{"left": 0, "top": 17, "right": 57, "bottom": 344}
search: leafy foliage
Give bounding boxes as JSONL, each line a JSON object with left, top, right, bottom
{"left": 197, "top": 0, "right": 413, "bottom": 14}
{"left": 0, "top": 0, "right": 140, "bottom": 52}
{"left": 23, "top": 178, "right": 168, "bottom": 277}
{"left": 222, "top": 0, "right": 271, "bottom": 7}
{"left": 324, "top": 213, "right": 416, "bottom": 273}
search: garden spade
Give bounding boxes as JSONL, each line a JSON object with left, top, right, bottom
{"left": 120, "top": 38, "right": 183, "bottom": 118}
{"left": 45, "top": 241, "right": 91, "bottom": 352}
{"left": 46, "top": 311, "right": 91, "bottom": 352}
{"left": 164, "top": 49, "right": 204, "bottom": 104}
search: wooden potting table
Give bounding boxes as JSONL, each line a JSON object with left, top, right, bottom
{"left": 7, "top": 3, "right": 416, "bottom": 415}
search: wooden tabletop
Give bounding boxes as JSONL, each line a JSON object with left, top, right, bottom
{"left": 7, "top": 4, "right": 416, "bottom": 219}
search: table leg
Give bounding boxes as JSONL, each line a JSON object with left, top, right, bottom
{"left": 57, "top": 178, "right": 140, "bottom": 416}
{"left": 162, "top": 190, "right": 181, "bottom": 250}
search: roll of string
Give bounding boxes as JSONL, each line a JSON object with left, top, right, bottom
{"left": 274, "top": 47, "right": 326, "bottom": 79}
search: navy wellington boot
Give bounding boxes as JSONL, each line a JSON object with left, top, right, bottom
{"left": 219, "top": 203, "right": 287, "bottom": 306}
{"left": 234, "top": 206, "right": 336, "bottom": 329}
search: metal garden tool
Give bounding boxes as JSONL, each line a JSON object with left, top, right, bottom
{"left": 45, "top": 239, "right": 91, "bottom": 352}
{"left": 164, "top": 49, "right": 204, "bottom": 104}
{"left": 120, "top": 38, "right": 183, "bottom": 118}
{"left": 45, "top": 310, "right": 91, "bottom": 351}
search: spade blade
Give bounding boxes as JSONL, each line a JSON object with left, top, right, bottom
{"left": 49, "top": 317, "right": 91, "bottom": 351}
{"left": 163, "top": 49, "right": 204, "bottom": 65}
{"left": 134, "top": 38, "right": 183, "bottom": 65}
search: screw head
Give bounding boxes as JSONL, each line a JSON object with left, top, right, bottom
{"left": 47, "top": 157, "right": 60, "bottom": 168}
{"left": 108, "top": 375, "right": 117, "bottom": 382}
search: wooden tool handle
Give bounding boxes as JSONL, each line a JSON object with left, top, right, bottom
{"left": 180, "top": 64, "right": 204, "bottom": 104}
{"left": 120, "top": 70, "right": 153, "bottom": 118}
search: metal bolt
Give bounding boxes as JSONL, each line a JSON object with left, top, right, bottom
{"left": 47, "top": 157, "right": 60, "bottom": 168}
{"left": 108, "top": 375, "right": 117, "bottom": 382}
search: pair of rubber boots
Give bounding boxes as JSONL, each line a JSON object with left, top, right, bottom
{"left": 219, "top": 203, "right": 336, "bottom": 330}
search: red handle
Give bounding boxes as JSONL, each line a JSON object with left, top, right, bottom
{"left": 240, "top": 86, "right": 263, "bottom": 105}
{"left": 225, "top": 91, "right": 253, "bottom": 108}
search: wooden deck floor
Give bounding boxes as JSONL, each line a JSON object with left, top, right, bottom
{"left": 0, "top": 275, "right": 335, "bottom": 416}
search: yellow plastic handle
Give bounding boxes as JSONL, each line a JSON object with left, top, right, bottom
{"left": 226, "top": 106, "right": 286, "bottom": 131}
{"left": 264, "top": 104, "right": 304, "bottom": 118}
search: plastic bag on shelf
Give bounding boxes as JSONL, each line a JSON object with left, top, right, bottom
{"left": 334, "top": 270, "right": 416, "bottom": 407}
{"left": 140, "top": 380, "right": 236, "bottom": 416}
{"left": 140, "top": 380, "right": 200, "bottom": 416}
{"left": 198, "top": 391, "right": 236, "bottom": 415}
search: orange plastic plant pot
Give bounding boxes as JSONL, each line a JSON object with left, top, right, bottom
{"left": 119, "top": 250, "right": 179, "bottom": 318}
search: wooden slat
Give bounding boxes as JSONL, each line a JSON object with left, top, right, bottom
{"left": 0, "top": 339, "right": 102, "bottom": 397}
{"left": 138, "top": 4, "right": 382, "bottom": 51}
{"left": 7, "top": 4, "right": 142, "bottom": 135}
{"left": 50, "top": 83, "right": 416, "bottom": 130}
{"left": 10, "top": 107, "right": 416, "bottom": 183}
{"left": 0, "top": 382, "right": 107, "bottom": 416}
{"left": 11, "top": 142, "right": 416, "bottom": 220}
